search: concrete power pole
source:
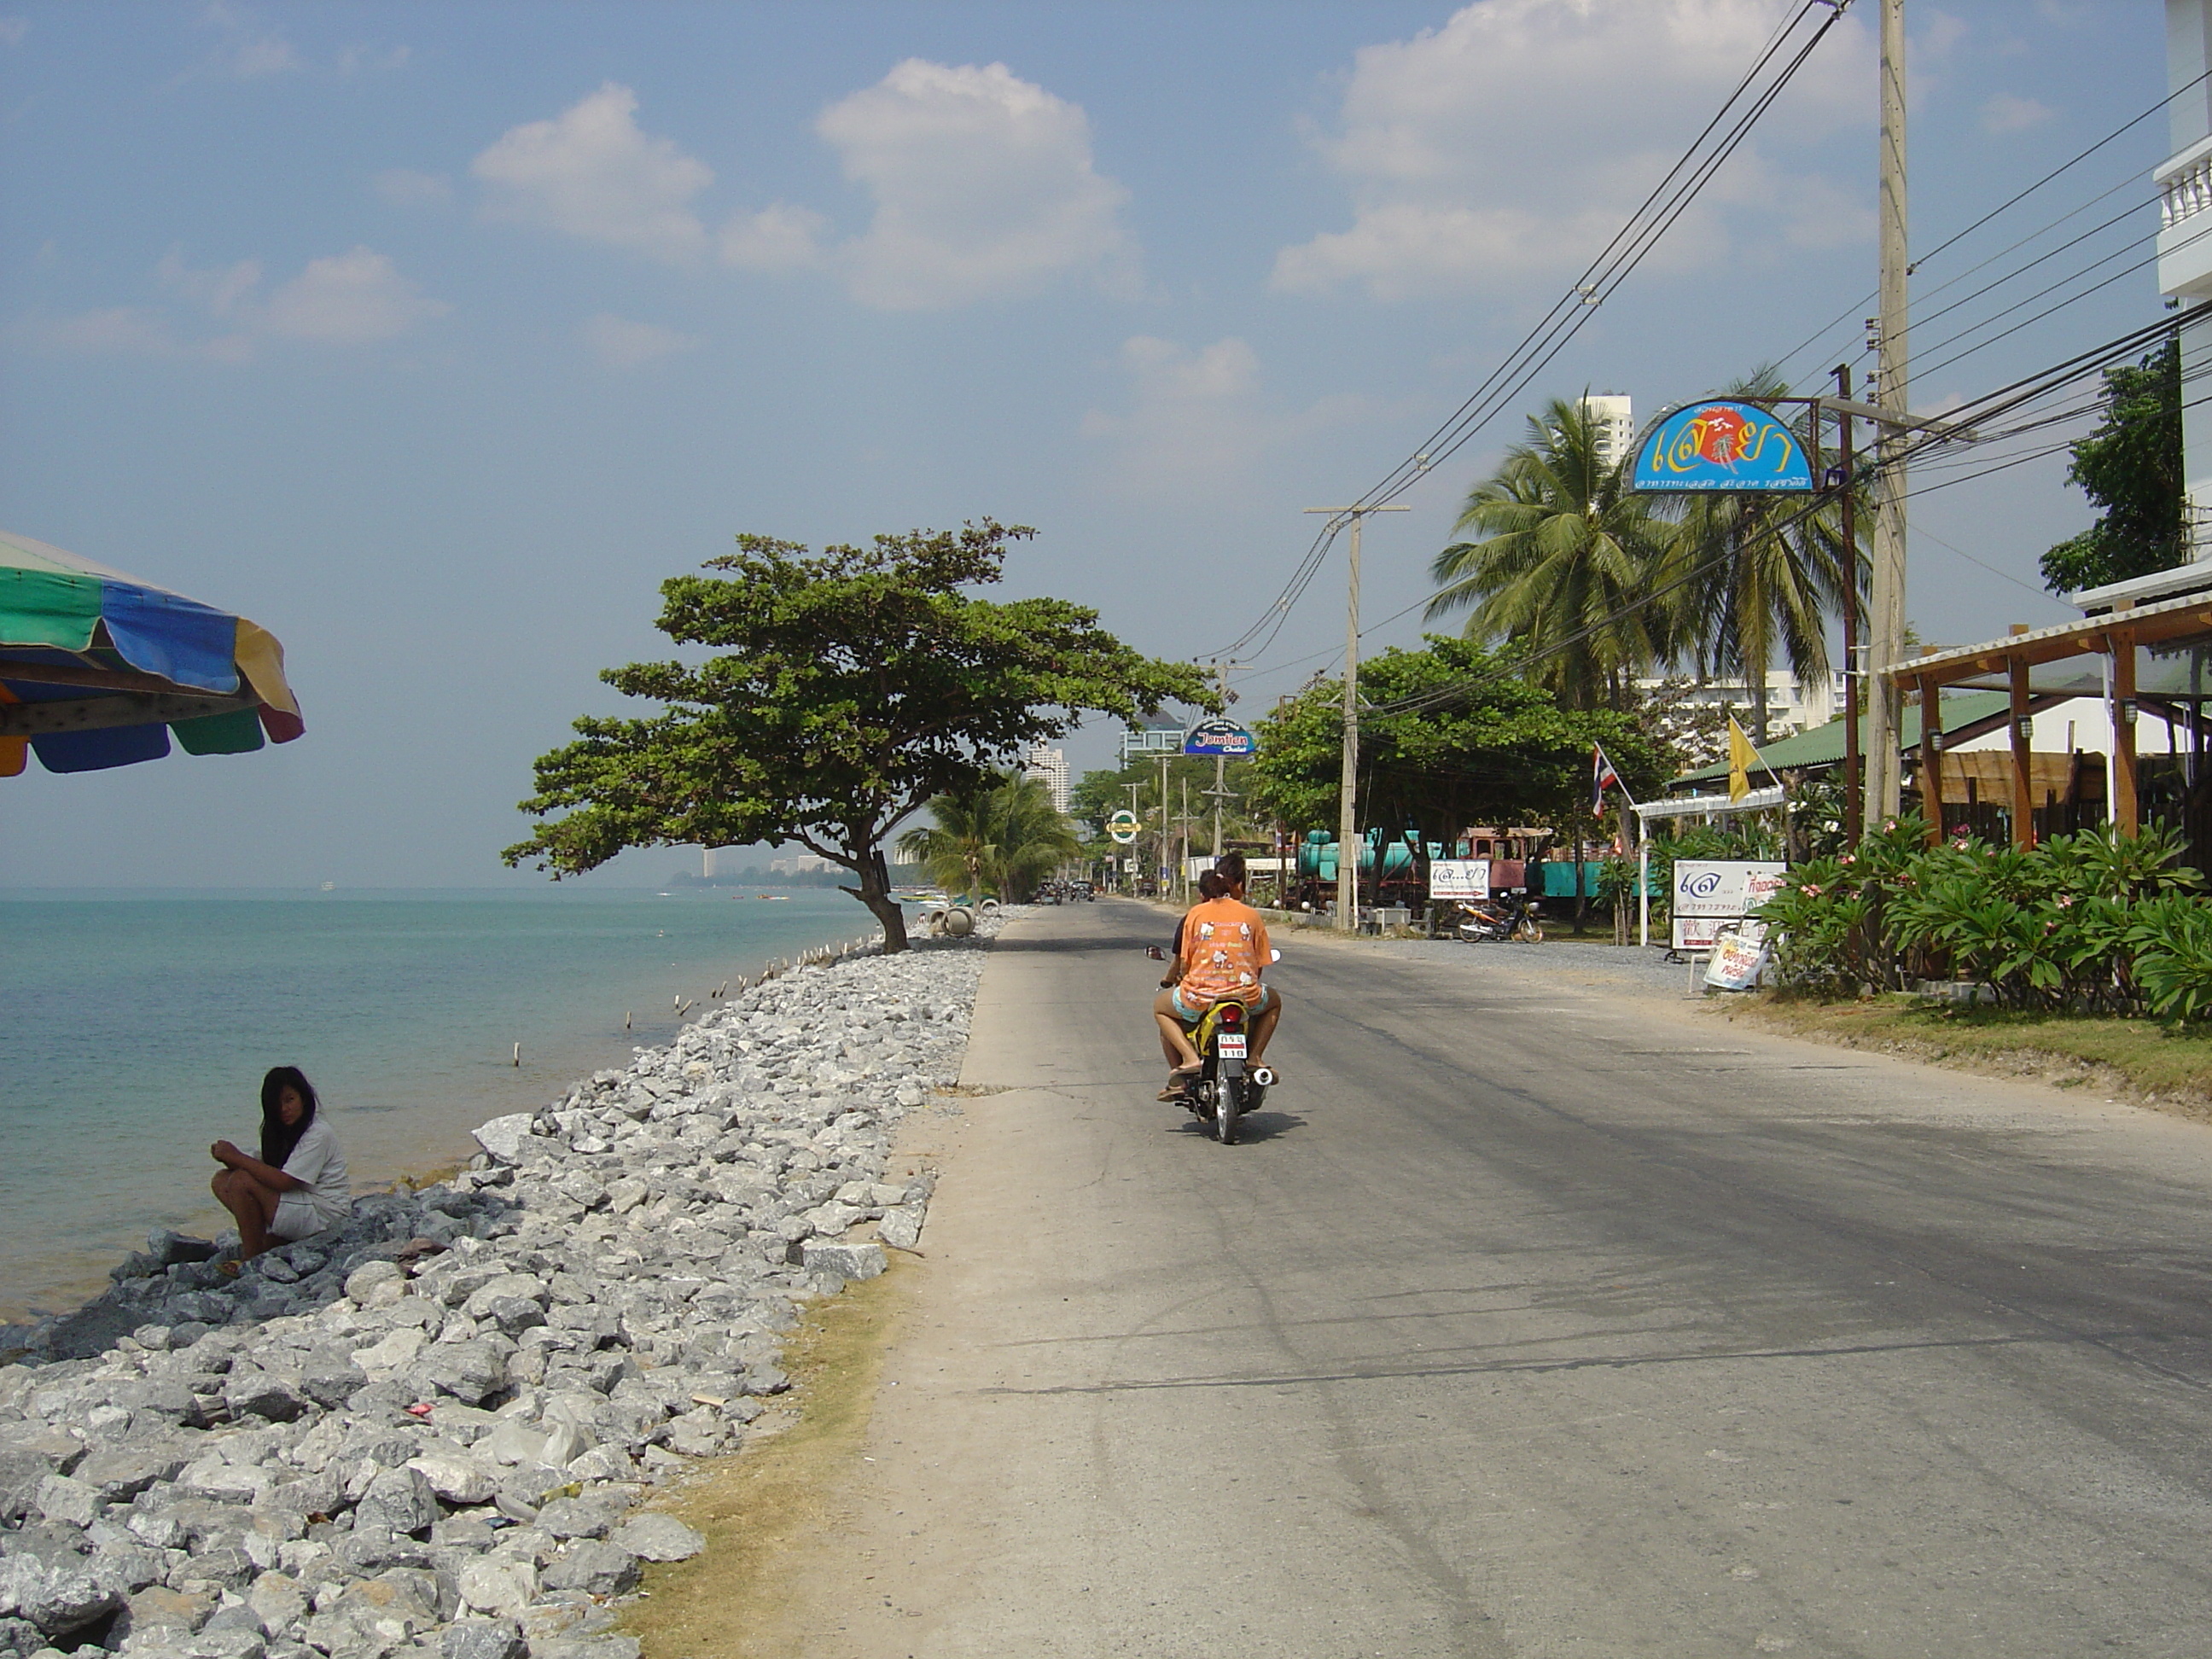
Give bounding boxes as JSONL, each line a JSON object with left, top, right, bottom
{"left": 1866, "top": 0, "right": 1910, "bottom": 828}
{"left": 1306, "top": 505, "right": 1408, "bottom": 932}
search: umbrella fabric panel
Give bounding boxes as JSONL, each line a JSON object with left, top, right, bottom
{"left": 33, "top": 723, "right": 171, "bottom": 774}
{"left": 0, "top": 686, "right": 20, "bottom": 777}
{"left": 173, "top": 706, "right": 265, "bottom": 755}
{"left": 100, "top": 582, "right": 240, "bottom": 694}
{"left": 0, "top": 568, "right": 102, "bottom": 652}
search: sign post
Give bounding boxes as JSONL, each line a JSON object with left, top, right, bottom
{"left": 1669, "top": 859, "right": 1787, "bottom": 952}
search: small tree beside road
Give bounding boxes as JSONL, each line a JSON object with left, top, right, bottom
{"left": 504, "top": 521, "right": 1211, "bottom": 951}
{"left": 898, "top": 771, "right": 1081, "bottom": 901}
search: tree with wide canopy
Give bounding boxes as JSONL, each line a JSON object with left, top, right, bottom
{"left": 504, "top": 521, "right": 1210, "bottom": 951}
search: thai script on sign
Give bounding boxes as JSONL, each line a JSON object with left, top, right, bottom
{"left": 1632, "top": 399, "right": 1813, "bottom": 493}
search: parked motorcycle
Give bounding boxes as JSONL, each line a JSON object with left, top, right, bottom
{"left": 1456, "top": 893, "right": 1542, "bottom": 944}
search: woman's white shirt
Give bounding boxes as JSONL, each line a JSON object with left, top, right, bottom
{"left": 280, "top": 1119, "right": 351, "bottom": 1225}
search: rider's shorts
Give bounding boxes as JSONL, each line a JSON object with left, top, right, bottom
{"left": 1172, "top": 983, "right": 1276, "bottom": 1024}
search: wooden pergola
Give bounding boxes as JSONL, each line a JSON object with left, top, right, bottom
{"left": 1882, "top": 585, "right": 2212, "bottom": 844}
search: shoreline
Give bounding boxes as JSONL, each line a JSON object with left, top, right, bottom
{"left": 0, "top": 894, "right": 898, "bottom": 1326}
{"left": 0, "top": 910, "right": 1015, "bottom": 1659}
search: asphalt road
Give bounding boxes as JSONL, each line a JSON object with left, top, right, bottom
{"left": 762, "top": 898, "right": 2212, "bottom": 1657}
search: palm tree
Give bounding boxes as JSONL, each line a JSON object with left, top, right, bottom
{"left": 1653, "top": 369, "right": 1857, "bottom": 742}
{"left": 897, "top": 771, "right": 1080, "bottom": 900}
{"left": 1426, "top": 397, "right": 1678, "bottom": 709}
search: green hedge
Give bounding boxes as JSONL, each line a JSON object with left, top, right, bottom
{"left": 1755, "top": 818, "right": 2212, "bottom": 1015}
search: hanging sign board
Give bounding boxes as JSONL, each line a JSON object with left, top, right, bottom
{"left": 1184, "top": 719, "right": 1257, "bottom": 757}
{"left": 1632, "top": 400, "right": 1813, "bottom": 493}
{"left": 1428, "top": 859, "right": 1492, "bottom": 901}
{"left": 1671, "top": 859, "right": 1786, "bottom": 952}
{"left": 1106, "top": 810, "right": 1139, "bottom": 845}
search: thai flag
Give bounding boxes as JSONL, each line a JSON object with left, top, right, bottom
{"left": 1592, "top": 744, "right": 1622, "bottom": 813}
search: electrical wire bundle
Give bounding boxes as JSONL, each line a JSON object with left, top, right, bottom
{"left": 1207, "top": 0, "right": 1862, "bottom": 668}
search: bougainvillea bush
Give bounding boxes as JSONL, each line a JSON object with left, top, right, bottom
{"left": 1754, "top": 818, "right": 2212, "bottom": 1015}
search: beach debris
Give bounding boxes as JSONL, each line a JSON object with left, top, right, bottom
{"left": 0, "top": 909, "right": 1009, "bottom": 1659}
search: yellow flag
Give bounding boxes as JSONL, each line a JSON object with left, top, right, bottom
{"left": 1727, "top": 716, "right": 1758, "bottom": 804}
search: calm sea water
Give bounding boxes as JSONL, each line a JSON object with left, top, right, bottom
{"left": 0, "top": 887, "right": 875, "bottom": 1321}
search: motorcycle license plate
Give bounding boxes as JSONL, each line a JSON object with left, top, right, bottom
{"left": 1217, "top": 1034, "right": 1247, "bottom": 1059}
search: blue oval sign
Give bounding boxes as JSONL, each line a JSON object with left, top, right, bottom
{"left": 1184, "top": 719, "right": 1256, "bottom": 757}
{"left": 1631, "top": 399, "right": 1813, "bottom": 493}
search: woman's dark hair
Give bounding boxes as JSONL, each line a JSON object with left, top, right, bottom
{"left": 1196, "top": 870, "right": 1230, "bottom": 900}
{"left": 259, "top": 1067, "right": 320, "bottom": 1169}
{"left": 1213, "top": 852, "right": 1248, "bottom": 888}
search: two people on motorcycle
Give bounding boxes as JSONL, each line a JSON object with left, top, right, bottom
{"left": 1153, "top": 851, "right": 1281, "bottom": 1100}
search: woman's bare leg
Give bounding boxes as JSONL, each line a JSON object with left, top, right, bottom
{"left": 212, "top": 1169, "right": 280, "bottom": 1259}
{"left": 1152, "top": 991, "right": 1199, "bottom": 1069}
{"left": 1251, "top": 988, "right": 1284, "bottom": 1064}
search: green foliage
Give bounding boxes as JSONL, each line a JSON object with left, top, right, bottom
{"left": 1068, "top": 754, "right": 1262, "bottom": 841}
{"left": 1756, "top": 820, "right": 2212, "bottom": 1016}
{"left": 1426, "top": 398, "right": 1676, "bottom": 709}
{"left": 1243, "top": 635, "right": 1672, "bottom": 842}
{"left": 2039, "top": 335, "right": 2183, "bottom": 594}
{"left": 504, "top": 520, "right": 1213, "bottom": 950}
{"left": 895, "top": 771, "right": 1080, "bottom": 900}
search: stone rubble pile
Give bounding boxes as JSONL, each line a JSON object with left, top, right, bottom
{"left": 0, "top": 915, "right": 1010, "bottom": 1659}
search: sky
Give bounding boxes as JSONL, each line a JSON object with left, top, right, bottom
{"left": 0, "top": 0, "right": 2174, "bottom": 888}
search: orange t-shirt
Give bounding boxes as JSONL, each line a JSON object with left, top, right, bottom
{"left": 1176, "top": 896, "right": 1271, "bottom": 1009}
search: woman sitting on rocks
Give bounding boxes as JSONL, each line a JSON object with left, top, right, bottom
{"left": 210, "top": 1064, "right": 351, "bottom": 1268}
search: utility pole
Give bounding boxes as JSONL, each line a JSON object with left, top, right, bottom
{"left": 1833, "top": 364, "right": 1863, "bottom": 835}
{"left": 1866, "top": 0, "right": 1910, "bottom": 829}
{"left": 1202, "top": 659, "right": 1248, "bottom": 861}
{"left": 1156, "top": 754, "right": 1169, "bottom": 898}
{"left": 1124, "top": 782, "right": 1142, "bottom": 894}
{"left": 1305, "top": 504, "right": 1409, "bottom": 931}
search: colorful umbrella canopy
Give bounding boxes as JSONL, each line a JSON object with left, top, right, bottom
{"left": 0, "top": 531, "right": 304, "bottom": 777}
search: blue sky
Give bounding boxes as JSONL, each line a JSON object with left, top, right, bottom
{"left": 0, "top": 0, "right": 2171, "bottom": 886}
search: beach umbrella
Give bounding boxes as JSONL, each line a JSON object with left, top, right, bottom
{"left": 0, "top": 530, "right": 304, "bottom": 777}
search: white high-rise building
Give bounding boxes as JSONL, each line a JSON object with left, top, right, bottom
{"left": 2161, "top": 2, "right": 2212, "bottom": 562}
{"left": 1023, "top": 743, "right": 1070, "bottom": 813}
{"left": 1580, "top": 393, "right": 1636, "bottom": 474}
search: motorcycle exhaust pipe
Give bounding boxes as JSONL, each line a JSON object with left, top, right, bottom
{"left": 1250, "top": 1066, "right": 1276, "bottom": 1087}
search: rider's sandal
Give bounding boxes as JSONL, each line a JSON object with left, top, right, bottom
{"left": 1158, "top": 1065, "right": 1201, "bottom": 1101}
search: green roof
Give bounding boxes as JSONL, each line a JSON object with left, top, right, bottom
{"left": 1671, "top": 690, "right": 2012, "bottom": 787}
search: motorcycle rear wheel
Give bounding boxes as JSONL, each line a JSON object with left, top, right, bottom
{"left": 1215, "top": 1076, "right": 1241, "bottom": 1144}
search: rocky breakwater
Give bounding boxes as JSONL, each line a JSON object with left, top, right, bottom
{"left": 0, "top": 916, "right": 1009, "bottom": 1659}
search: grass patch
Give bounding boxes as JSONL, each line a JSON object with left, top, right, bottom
{"left": 618, "top": 1264, "right": 911, "bottom": 1659}
{"left": 1734, "top": 993, "right": 2212, "bottom": 1118}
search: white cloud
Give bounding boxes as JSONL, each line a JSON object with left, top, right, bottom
{"left": 582, "top": 313, "right": 701, "bottom": 370}
{"left": 338, "top": 44, "right": 410, "bottom": 77}
{"left": 1981, "top": 92, "right": 2055, "bottom": 135}
{"left": 719, "top": 203, "right": 830, "bottom": 273}
{"left": 374, "top": 169, "right": 454, "bottom": 207}
{"left": 27, "top": 247, "right": 446, "bottom": 358}
{"left": 1273, "top": 0, "right": 1871, "bottom": 301}
{"left": 198, "top": 3, "right": 299, "bottom": 79}
{"left": 473, "top": 83, "right": 713, "bottom": 264}
{"left": 806, "top": 59, "right": 1134, "bottom": 310}
{"left": 260, "top": 247, "right": 449, "bottom": 343}
{"left": 1082, "top": 335, "right": 1371, "bottom": 500}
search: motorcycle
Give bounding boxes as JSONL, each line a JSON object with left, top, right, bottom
{"left": 1148, "top": 946, "right": 1275, "bottom": 1144}
{"left": 1455, "top": 893, "right": 1542, "bottom": 944}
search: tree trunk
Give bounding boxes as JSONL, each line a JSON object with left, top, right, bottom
{"left": 841, "top": 846, "right": 911, "bottom": 954}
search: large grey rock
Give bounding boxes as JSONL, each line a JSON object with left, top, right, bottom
{"left": 533, "top": 1497, "right": 618, "bottom": 1540}
{"left": 0, "top": 1552, "right": 121, "bottom": 1636}
{"left": 607, "top": 1513, "right": 703, "bottom": 1563}
{"left": 354, "top": 1467, "right": 439, "bottom": 1539}
{"left": 797, "top": 1240, "right": 885, "bottom": 1281}
{"left": 73, "top": 1445, "right": 187, "bottom": 1504}
{"left": 0, "top": 1452, "right": 52, "bottom": 1524}
{"left": 421, "top": 1342, "right": 506, "bottom": 1407}
{"left": 222, "top": 1369, "right": 308, "bottom": 1424}
{"left": 441, "top": 1618, "right": 527, "bottom": 1659}
{"left": 537, "top": 1542, "right": 638, "bottom": 1598}
{"left": 876, "top": 1205, "right": 924, "bottom": 1251}
{"left": 470, "top": 1117, "right": 538, "bottom": 1167}
{"left": 529, "top": 1639, "right": 640, "bottom": 1659}
{"left": 31, "top": 1476, "right": 98, "bottom": 1530}
{"left": 148, "top": 1233, "right": 222, "bottom": 1268}
{"left": 454, "top": 1560, "right": 533, "bottom": 1618}
{"left": 404, "top": 1452, "right": 496, "bottom": 1507}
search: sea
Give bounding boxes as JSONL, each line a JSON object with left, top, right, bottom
{"left": 0, "top": 886, "right": 876, "bottom": 1323}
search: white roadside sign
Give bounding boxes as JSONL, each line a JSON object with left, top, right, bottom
{"left": 1671, "top": 859, "right": 1786, "bottom": 952}
{"left": 1428, "top": 859, "right": 1491, "bottom": 901}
